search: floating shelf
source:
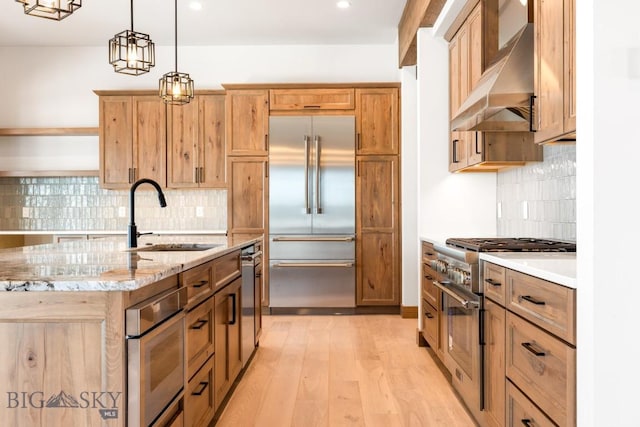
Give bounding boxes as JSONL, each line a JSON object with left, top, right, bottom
{"left": 0, "top": 127, "right": 99, "bottom": 137}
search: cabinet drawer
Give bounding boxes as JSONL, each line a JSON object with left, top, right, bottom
{"left": 213, "top": 250, "right": 241, "bottom": 291}
{"left": 506, "top": 312, "right": 576, "bottom": 427}
{"left": 185, "top": 297, "right": 215, "bottom": 380}
{"left": 506, "top": 381, "right": 555, "bottom": 427}
{"left": 185, "top": 355, "right": 215, "bottom": 427}
{"left": 483, "top": 262, "right": 506, "bottom": 306}
{"left": 507, "top": 269, "right": 576, "bottom": 344}
{"left": 421, "top": 264, "right": 439, "bottom": 308}
{"left": 269, "top": 88, "right": 355, "bottom": 110}
{"left": 421, "top": 241, "right": 437, "bottom": 262}
{"left": 421, "top": 299, "right": 438, "bottom": 348}
{"left": 182, "top": 262, "right": 214, "bottom": 308}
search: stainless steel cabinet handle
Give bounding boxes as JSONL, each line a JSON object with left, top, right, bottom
{"left": 314, "top": 135, "right": 322, "bottom": 214}
{"left": 433, "top": 280, "right": 479, "bottom": 309}
{"left": 272, "top": 262, "right": 354, "bottom": 268}
{"left": 304, "top": 135, "right": 310, "bottom": 214}
{"left": 272, "top": 236, "right": 355, "bottom": 242}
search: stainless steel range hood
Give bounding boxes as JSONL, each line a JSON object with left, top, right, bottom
{"left": 451, "top": 23, "right": 533, "bottom": 132}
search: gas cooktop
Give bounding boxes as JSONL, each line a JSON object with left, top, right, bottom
{"left": 445, "top": 237, "right": 577, "bottom": 252}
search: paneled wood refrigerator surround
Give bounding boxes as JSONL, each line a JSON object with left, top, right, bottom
{"left": 483, "top": 262, "right": 576, "bottom": 427}
{"left": 99, "top": 95, "right": 167, "bottom": 189}
{"left": 533, "top": 0, "right": 576, "bottom": 143}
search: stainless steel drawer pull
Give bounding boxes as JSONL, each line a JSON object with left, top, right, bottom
{"left": 273, "top": 262, "right": 354, "bottom": 268}
{"left": 521, "top": 419, "right": 534, "bottom": 427}
{"left": 521, "top": 295, "right": 546, "bottom": 305}
{"left": 521, "top": 341, "right": 546, "bottom": 357}
{"left": 272, "top": 236, "right": 355, "bottom": 242}
{"left": 192, "top": 381, "right": 209, "bottom": 396}
{"left": 192, "top": 280, "right": 209, "bottom": 289}
{"left": 425, "top": 312, "right": 434, "bottom": 319}
{"left": 485, "top": 278, "right": 501, "bottom": 287}
{"left": 190, "top": 319, "right": 208, "bottom": 330}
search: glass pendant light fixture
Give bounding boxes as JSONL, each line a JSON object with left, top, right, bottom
{"left": 159, "top": 0, "right": 194, "bottom": 105}
{"left": 108, "top": 0, "right": 155, "bottom": 75}
{"left": 15, "top": 0, "right": 82, "bottom": 21}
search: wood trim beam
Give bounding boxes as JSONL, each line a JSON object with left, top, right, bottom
{"left": 398, "top": 0, "right": 447, "bottom": 67}
{"left": 0, "top": 127, "right": 99, "bottom": 136}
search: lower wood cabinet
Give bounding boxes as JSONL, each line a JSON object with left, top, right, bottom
{"left": 185, "top": 297, "right": 215, "bottom": 380}
{"left": 506, "top": 381, "right": 555, "bottom": 427}
{"left": 214, "top": 277, "right": 242, "bottom": 409}
{"left": 185, "top": 355, "right": 216, "bottom": 427}
{"left": 483, "top": 298, "right": 506, "bottom": 427}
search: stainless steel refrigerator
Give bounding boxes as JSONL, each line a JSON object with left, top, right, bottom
{"left": 268, "top": 115, "right": 355, "bottom": 308}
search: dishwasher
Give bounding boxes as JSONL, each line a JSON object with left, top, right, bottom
{"left": 241, "top": 243, "right": 262, "bottom": 367}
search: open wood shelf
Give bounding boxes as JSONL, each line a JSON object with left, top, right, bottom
{"left": 0, "top": 127, "right": 99, "bottom": 136}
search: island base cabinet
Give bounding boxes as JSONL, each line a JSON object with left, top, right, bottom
{"left": 506, "top": 381, "right": 555, "bottom": 427}
{"left": 0, "top": 292, "right": 124, "bottom": 427}
{"left": 185, "top": 355, "right": 215, "bottom": 427}
{"left": 214, "top": 278, "right": 242, "bottom": 410}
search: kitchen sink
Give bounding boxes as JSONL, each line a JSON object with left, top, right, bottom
{"left": 128, "top": 243, "right": 222, "bottom": 252}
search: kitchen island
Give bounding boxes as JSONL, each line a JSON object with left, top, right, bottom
{"left": 0, "top": 234, "right": 262, "bottom": 427}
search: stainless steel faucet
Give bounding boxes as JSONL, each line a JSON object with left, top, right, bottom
{"left": 128, "top": 178, "right": 167, "bottom": 248}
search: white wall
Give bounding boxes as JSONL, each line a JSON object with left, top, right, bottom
{"left": 577, "top": 1, "right": 640, "bottom": 425}
{"left": 417, "top": 28, "right": 497, "bottom": 243}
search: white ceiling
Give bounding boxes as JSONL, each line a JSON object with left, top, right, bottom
{"left": 0, "top": 0, "right": 407, "bottom": 47}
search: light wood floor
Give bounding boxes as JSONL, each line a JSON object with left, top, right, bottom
{"left": 214, "top": 314, "right": 476, "bottom": 426}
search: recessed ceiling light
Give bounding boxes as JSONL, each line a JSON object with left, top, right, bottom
{"left": 337, "top": 1, "right": 351, "bottom": 9}
{"left": 189, "top": 1, "right": 203, "bottom": 11}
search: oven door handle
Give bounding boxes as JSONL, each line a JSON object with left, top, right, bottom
{"left": 433, "top": 280, "right": 479, "bottom": 309}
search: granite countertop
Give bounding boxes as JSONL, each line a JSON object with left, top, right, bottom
{"left": 0, "top": 234, "right": 261, "bottom": 292}
{"left": 480, "top": 252, "right": 577, "bottom": 289}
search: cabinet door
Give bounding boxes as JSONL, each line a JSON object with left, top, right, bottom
{"left": 132, "top": 96, "right": 167, "bottom": 185}
{"left": 355, "top": 88, "right": 399, "bottom": 155}
{"left": 227, "top": 157, "right": 268, "bottom": 236}
{"left": 356, "top": 156, "right": 400, "bottom": 305}
{"left": 534, "top": 0, "right": 565, "bottom": 143}
{"left": 226, "top": 90, "right": 269, "bottom": 156}
{"left": 168, "top": 99, "right": 199, "bottom": 188}
{"left": 199, "top": 95, "right": 226, "bottom": 187}
{"left": 269, "top": 88, "right": 355, "bottom": 110}
{"left": 484, "top": 298, "right": 506, "bottom": 427}
{"left": 100, "top": 96, "right": 133, "bottom": 188}
{"left": 564, "top": 0, "right": 576, "bottom": 134}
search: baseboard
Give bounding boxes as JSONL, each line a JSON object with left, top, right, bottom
{"left": 401, "top": 305, "right": 418, "bottom": 319}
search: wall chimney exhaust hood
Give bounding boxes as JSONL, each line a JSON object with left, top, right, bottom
{"left": 451, "top": 23, "right": 533, "bottom": 132}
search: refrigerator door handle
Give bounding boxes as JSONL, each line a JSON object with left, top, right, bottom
{"left": 272, "top": 262, "right": 355, "bottom": 268}
{"left": 304, "top": 135, "right": 311, "bottom": 214}
{"left": 272, "top": 236, "right": 355, "bottom": 242}
{"left": 314, "top": 135, "right": 322, "bottom": 214}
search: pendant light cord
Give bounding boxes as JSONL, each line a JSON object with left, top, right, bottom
{"left": 174, "top": 0, "right": 178, "bottom": 72}
{"left": 130, "top": 0, "right": 134, "bottom": 31}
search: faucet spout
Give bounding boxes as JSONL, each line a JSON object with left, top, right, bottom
{"left": 128, "top": 178, "right": 167, "bottom": 248}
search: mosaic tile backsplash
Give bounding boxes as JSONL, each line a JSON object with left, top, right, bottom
{"left": 0, "top": 177, "right": 227, "bottom": 232}
{"left": 497, "top": 144, "right": 576, "bottom": 241}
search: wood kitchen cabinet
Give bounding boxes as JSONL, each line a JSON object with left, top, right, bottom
{"left": 483, "top": 261, "right": 576, "bottom": 427}
{"left": 226, "top": 156, "right": 268, "bottom": 240}
{"left": 98, "top": 94, "right": 166, "bottom": 188}
{"left": 213, "top": 277, "right": 242, "bottom": 410}
{"left": 533, "top": 0, "right": 576, "bottom": 144}
{"left": 356, "top": 155, "right": 400, "bottom": 306}
{"left": 355, "top": 88, "right": 399, "bottom": 155}
{"left": 269, "top": 88, "right": 355, "bottom": 111}
{"left": 225, "top": 90, "right": 269, "bottom": 156}
{"left": 448, "top": 1, "right": 541, "bottom": 172}
{"left": 168, "top": 94, "right": 226, "bottom": 188}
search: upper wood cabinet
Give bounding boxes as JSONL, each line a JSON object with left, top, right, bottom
{"left": 225, "top": 90, "right": 269, "bottom": 156}
{"left": 448, "top": 1, "right": 541, "bottom": 172}
{"left": 269, "top": 88, "right": 355, "bottom": 111}
{"left": 355, "top": 88, "right": 399, "bottom": 155}
{"left": 99, "top": 95, "right": 166, "bottom": 189}
{"left": 227, "top": 156, "right": 268, "bottom": 238}
{"left": 533, "top": 0, "right": 576, "bottom": 143}
{"left": 168, "top": 95, "right": 226, "bottom": 188}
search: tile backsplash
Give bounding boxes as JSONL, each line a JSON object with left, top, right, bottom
{"left": 497, "top": 144, "right": 576, "bottom": 241}
{"left": 0, "top": 177, "right": 227, "bottom": 232}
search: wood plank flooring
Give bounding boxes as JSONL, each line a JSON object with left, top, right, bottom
{"left": 213, "top": 314, "right": 476, "bottom": 426}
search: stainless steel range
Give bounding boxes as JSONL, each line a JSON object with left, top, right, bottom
{"left": 430, "top": 237, "right": 576, "bottom": 425}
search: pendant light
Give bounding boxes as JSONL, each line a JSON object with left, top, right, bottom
{"left": 159, "top": 0, "right": 194, "bottom": 105}
{"left": 108, "top": 0, "right": 155, "bottom": 75}
{"left": 15, "top": 0, "right": 82, "bottom": 21}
